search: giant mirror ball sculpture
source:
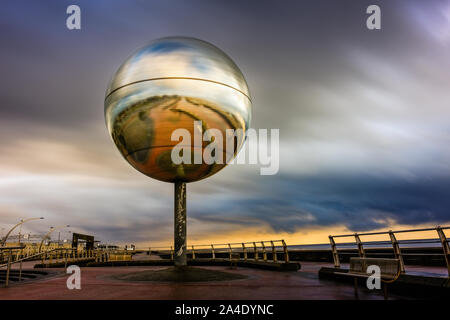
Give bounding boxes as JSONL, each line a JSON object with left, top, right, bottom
{"left": 105, "top": 37, "right": 252, "bottom": 183}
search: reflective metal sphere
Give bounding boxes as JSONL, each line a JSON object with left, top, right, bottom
{"left": 105, "top": 37, "right": 252, "bottom": 183}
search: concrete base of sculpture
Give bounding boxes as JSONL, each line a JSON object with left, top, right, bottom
{"left": 108, "top": 266, "right": 247, "bottom": 282}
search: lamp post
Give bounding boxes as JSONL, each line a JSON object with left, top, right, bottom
{"left": 105, "top": 37, "right": 251, "bottom": 268}
{"left": 39, "top": 225, "right": 70, "bottom": 252}
{"left": 1, "top": 217, "right": 44, "bottom": 246}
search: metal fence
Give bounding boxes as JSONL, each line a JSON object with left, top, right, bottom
{"left": 0, "top": 246, "right": 119, "bottom": 287}
{"left": 148, "top": 239, "right": 290, "bottom": 263}
{"left": 328, "top": 226, "right": 450, "bottom": 276}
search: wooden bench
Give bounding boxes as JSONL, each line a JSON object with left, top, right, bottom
{"left": 336, "top": 257, "right": 401, "bottom": 299}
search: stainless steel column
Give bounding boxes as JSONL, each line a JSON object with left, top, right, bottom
{"left": 174, "top": 182, "right": 187, "bottom": 267}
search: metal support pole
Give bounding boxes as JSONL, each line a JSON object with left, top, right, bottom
{"left": 174, "top": 182, "right": 187, "bottom": 267}
{"left": 242, "top": 243, "right": 247, "bottom": 261}
{"left": 329, "top": 236, "right": 340, "bottom": 268}
{"left": 170, "top": 246, "right": 174, "bottom": 261}
{"left": 211, "top": 244, "right": 215, "bottom": 260}
{"left": 436, "top": 226, "right": 450, "bottom": 277}
{"left": 253, "top": 242, "right": 258, "bottom": 261}
{"left": 5, "top": 250, "right": 12, "bottom": 287}
{"left": 191, "top": 245, "right": 196, "bottom": 260}
{"left": 389, "top": 231, "right": 405, "bottom": 273}
{"left": 261, "top": 241, "right": 267, "bottom": 261}
{"left": 270, "top": 240, "right": 277, "bottom": 262}
{"left": 282, "top": 240, "right": 289, "bottom": 263}
{"left": 228, "top": 244, "right": 232, "bottom": 260}
{"left": 19, "top": 249, "right": 23, "bottom": 281}
{"left": 64, "top": 250, "right": 68, "bottom": 272}
{"left": 354, "top": 233, "right": 365, "bottom": 258}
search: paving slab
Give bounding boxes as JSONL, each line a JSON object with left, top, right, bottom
{"left": 0, "top": 262, "right": 408, "bottom": 300}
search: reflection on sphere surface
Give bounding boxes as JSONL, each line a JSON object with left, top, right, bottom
{"left": 105, "top": 37, "right": 252, "bottom": 182}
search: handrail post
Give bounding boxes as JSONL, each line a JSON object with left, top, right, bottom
{"left": 5, "top": 249, "right": 12, "bottom": 287}
{"left": 281, "top": 240, "right": 289, "bottom": 263}
{"left": 261, "top": 241, "right": 267, "bottom": 261}
{"left": 270, "top": 240, "right": 277, "bottom": 262}
{"left": 19, "top": 248, "right": 23, "bottom": 281}
{"left": 253, "top": 242, "right": 258, "bottom": 261}
{"left": 329, "top": 236, "right": 340, "bottom": 268}
{"left": 191, "top": 245, "right": 196, "bottom": 260}
{"left": 211, "top": 244, "right": 215, "bottom": 260}
{"left": 242, "top": 243, "right": 247, "bottom": 261}
{"left": 436, "top": 226, "right": 450, "bottom": 277}
{"left": 64, "top": 249, "right": 68, "bottom": 272}
{"left": 354, "top": 233, "right": 365, "bottom": 258}
{"left": 228, "top": 244, "right": 232, "bottom": 260}
{"left": 170, "top": 246, "right": 174, "bottom": 261}
{"left": 389, "top": 231, "right": 405, "bottom": 273}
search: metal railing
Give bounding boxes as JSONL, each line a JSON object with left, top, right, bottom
{"left": 0, "top": 247, "right": 112, "bottom": 287}
{"left": 328, "top": 226, "right": 450, "bottom": 276}
{"left": 149, "top": 239, "right": 290, "bottom": 264}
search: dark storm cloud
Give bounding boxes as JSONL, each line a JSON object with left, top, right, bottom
{"left": 191, "top": 173, "right": 450, "bottom": 232}
{"left": 0, "top": 0, "right": 401, "bottom": 130}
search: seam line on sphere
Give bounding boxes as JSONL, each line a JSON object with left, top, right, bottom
{"left": 105, "top": 77, "right": 251, "bottom": 102}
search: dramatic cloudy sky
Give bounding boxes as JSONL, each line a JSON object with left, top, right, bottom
{"left": 1, "top": 0, "right": 449, "bottom": 246}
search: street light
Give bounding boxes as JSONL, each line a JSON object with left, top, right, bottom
{"left": 38, "top": 225, "right": 70, "bottom": 252}
{"left": 1, "top": 217, "right": 44, "bottom": 246}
